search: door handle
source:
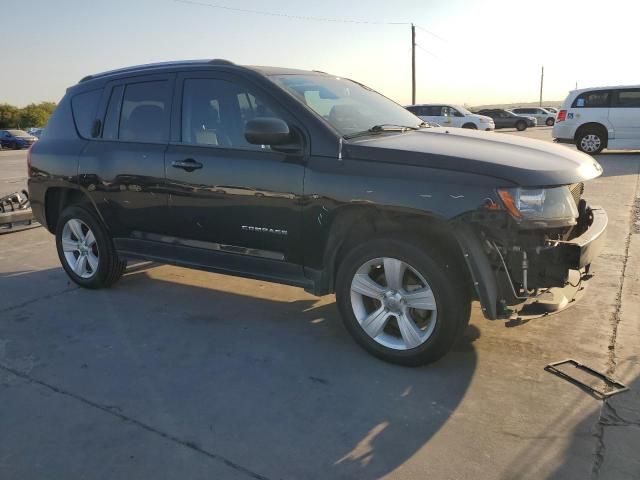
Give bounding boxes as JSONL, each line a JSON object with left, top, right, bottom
{"left": 172, "top": 158, "right": 202, "bottom": 172}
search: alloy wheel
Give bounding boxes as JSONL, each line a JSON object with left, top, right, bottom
{"left": 61, "top": 218, "right": 99, "bottom": 279}
{"left": 580, "top": 134, "right": 601, "bottom": 153}
{"left": 350, "top": 257, "right": 438, "bottom": 350}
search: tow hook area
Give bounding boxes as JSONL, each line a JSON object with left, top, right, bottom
{"left": 0, "top": 190, "right": 39, "bottom": 234}
{"left": 500, "top": 269, "right": 588, "bottom": 323}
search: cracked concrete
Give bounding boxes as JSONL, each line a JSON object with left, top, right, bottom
{"left": 1, "top": 138, "right": 639, "bottom": 479}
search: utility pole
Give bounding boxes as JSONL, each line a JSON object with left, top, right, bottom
{"left": 539, "top": 65, "right": 544, "bottom": 107}
{"left": 411, "top": 23, "right": 416, "bottom": 105}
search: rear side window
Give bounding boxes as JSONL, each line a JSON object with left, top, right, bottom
{"left": 613, "top": 89, "right": 640, "bottom": 108}
{"left": 572, "top": 91, "right": 610, "bottom": 108}
{"left": 119, "top": 81, "right": 171, "bottom": 143}
{"left": 71, "top": 89, "right": 102, "bottom": 139}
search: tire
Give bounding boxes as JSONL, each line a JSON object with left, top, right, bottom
{"left": 515, "top": 120, "right": 527, "bottom": 131}
{"left": 335, "top": 236, "right": 471, "bottom": 366}
{"left": 12, "top": 142, "right": 20, "bottom": 150}
{"left": 576, "top": 127, "right": 606, "bottom": 154}
{"left": 545, "top": 117, "right": 555, "bottom": 127}
{"left": 55, "top": 205, "right": 126, "bottom": 289}
{"left": 462, "top": 123, "right": 477, "bottom": 129}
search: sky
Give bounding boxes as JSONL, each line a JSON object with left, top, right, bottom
{"left": 1, "top": 0, "right": 639, "bottom": 107}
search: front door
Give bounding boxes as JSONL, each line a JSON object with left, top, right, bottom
{"left": 164, "top": 73, "right": 306, "bottom": 267}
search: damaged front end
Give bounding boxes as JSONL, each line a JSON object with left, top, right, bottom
{"left": 455, "top": 182, "right": 607, "bottom": 320}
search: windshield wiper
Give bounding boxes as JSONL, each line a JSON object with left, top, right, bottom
{"left": 343, "top": 124, "right": 421, "bottom": 140}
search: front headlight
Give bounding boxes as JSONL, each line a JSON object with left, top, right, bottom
{"left": 479, "top": 117, "right": 491, "bottom": 123}
{"left": 497, "top": 186, "right": 578, "bottom": 227}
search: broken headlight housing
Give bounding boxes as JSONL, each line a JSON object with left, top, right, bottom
{"left": 497, "top": 186, "right": 579, "bottom": 228}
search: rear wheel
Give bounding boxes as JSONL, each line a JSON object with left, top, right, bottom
{"left": 516, "top": 120, "right": 527, "bottom": 131}
{"left": 462, "top": 123, "right": 477, "bottom": 129}
{"left": 545, "top": 117, "right": 555, "bottom": 126}
{"left": 336, "top": 237, "right": 471, "bottom": 366}
{"left": 55, "top": 205, "right": 126, "bottom": 289}
{"left": 576, "top": 127, "right": 606, "bottom": 154}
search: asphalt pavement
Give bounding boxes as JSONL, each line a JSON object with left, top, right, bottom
{"left": 1, "top": 130, "right": 639, "bottom": 479}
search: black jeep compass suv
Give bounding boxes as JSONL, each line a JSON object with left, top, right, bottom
{"left": 28, "top": 59, "right": 607, "bottom": 365}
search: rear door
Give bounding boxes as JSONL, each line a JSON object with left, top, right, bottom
{"left": 609, "top": 88, "right": 640, "bottom": 143}
{"left": 414, "top": 106, "right": 439, "bottom": 124}
{"left": 79, "top": 74, "right": 173, "bottom": 237}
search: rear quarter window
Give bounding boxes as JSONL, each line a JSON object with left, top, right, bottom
{"left": 572, "top": 91, "right": 610, "bottom": 108}
{"left": 71, "top": 89, "right": 102, "bottom": 139}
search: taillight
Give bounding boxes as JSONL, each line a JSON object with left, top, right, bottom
{"left": 557, "top": 110, "right": 567, "bottom": 122}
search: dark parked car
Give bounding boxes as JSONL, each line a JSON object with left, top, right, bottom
{"left": 28, "top": 60, "right": 607, "bottom": 365}
{"left": 475, "top": 109, "right": 535, "bottom": 130}
{"left": 0, "top": 129, "right": 38, "bottom": 149}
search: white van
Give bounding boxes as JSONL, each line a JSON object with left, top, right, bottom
{"left": 553, "top": 85, "right": 640, "bottom": 154}
{"left": 405, "top": 104, "right": 495, "bottom": 131}
{"left": 511, "top": 107, "right": 556, "bottom": 126}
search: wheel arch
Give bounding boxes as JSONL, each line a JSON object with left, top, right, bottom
{"left": 575, "top": 122, "right": 609, "bottom": 146}
{"left": 44, "top": 187, "right": 105, "bottom": 233}
{"left": 319, "top": 205, "right": 473, "bottom": 297}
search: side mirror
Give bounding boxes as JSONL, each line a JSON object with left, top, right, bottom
{"left": 244, "top": 117, "right": 291, "bottom": 146}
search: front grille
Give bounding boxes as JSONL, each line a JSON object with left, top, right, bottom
{"left": 570, "top": 182, "right": 584, "bottom": 207}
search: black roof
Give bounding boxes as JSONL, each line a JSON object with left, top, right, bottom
{"left": 78, "top": 59, "right": 323, "bottom": 84}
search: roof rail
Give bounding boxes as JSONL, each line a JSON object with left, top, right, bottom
{"left": 79, "top": 59, "right": 236, "bottom": 83}
{"left": 209, "top": 59, "right": 235, "bottom": 65}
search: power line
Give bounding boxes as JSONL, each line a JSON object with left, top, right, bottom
{"left": 173, "top": 0, "right": 411, "bottom": 25}
{"left": 414, "top": 24, "right": 446, "bottom": 42}
{"left": 415, "top": 43, "right": 441, "bottom": 60}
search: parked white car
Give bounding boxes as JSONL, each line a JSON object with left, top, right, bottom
{"left": 405, "top": 104, "right": 495, "bottom": 131}
{"left": 510, "top": 107, "right": 556, "bottom": 127}
{"left": 552, "top": 85, "right": 640, "bottom": 154}
{"left": 544, "top": 107, "right": 558, "bottom": 114}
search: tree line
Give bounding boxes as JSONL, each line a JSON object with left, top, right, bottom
{"left": 0, "top": 102, "right": 57, "bottom": 129}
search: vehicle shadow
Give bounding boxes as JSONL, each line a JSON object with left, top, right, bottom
{"left": 0, "top": 264, "right": 480, "bottom": 479}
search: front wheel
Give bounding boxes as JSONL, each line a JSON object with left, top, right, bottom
{"left": 55, "top": 205, "right": 127, "bottom": 289}
{"left": 545, "top": 117, "right": 555, "bottom": 126}
{"left": 462, "top": 123, "right": 477, "bottom": 129}
{"left": 516, "top": 120, "right": 527, "bottom": 131}
{"left": 336, "top": 237, "right": 470, "bottom": 366}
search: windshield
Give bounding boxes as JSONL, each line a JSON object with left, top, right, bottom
{"left": 8, "top": 129, "right": 29, "bottom": 136}
{"left": 271, "top": 74, "right": 422, "bottom": 136}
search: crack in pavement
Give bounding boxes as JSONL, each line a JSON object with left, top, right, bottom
{"left": 601, "top": 402, "right": 640, "bottom": 428}
{"left": 0, "top": 286, "right": 79, "bottom": 314}
{"left": 591, "top": 161, "right": 640, "bottom": 480}
{"left": 0, "top": 363, "right": 272, "bottom": 480}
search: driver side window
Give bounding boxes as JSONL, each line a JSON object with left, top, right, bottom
{"left": 181, "top": 78, "right": 283, "bottom": 150}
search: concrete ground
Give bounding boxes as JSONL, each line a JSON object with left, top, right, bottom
{"left": 1, "top": 130, "right": 639, "bottom": 480}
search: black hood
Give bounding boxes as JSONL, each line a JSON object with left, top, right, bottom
{"left": 345, "top": 127, "right": 603, "bottom": 186}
